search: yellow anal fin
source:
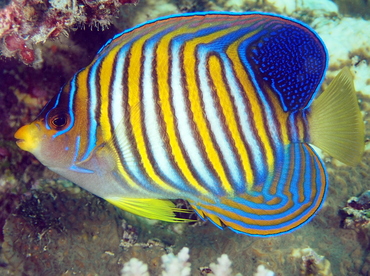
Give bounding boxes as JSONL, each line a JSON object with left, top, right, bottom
{"left": 308, "top": 67, "right": 365, "bottom": 166}
{"left": 105, "top": 197, "right": 194, "bottom": 222}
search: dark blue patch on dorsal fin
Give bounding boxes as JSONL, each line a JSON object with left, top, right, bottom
{"left": 247, "top": 24, "right": 327, "bottom": 111}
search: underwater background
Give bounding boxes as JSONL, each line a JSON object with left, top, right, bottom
{"left": 0, "top": 0, "right": 370, "bottom": 275}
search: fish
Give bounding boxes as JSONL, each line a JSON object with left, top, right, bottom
{"left": 14, "top": 11, "right": 365, "bottom": 236}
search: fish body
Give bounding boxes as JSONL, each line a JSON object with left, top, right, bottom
{"left": 15, "top": 12, "right": 364, "bottom": 236}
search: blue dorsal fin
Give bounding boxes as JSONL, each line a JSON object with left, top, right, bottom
{"left": 245, "top": 22, "right": 328, "bottom": 111}
{"left": 189, "top": 143, "right": 328, "bottom": 237}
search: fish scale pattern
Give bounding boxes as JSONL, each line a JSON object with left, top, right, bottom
{"left": 248, "top": 25, "right": 327, "bottom": 111}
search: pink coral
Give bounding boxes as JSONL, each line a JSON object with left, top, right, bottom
{"left": 0, "top": 0, "right": 139, "bottom": 65}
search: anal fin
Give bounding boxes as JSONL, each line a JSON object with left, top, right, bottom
{"left": 190, "top": 143, "right": 328, "bottom": 236}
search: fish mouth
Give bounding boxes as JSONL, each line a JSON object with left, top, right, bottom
{"left": 14, "top": 124, "right": 37, "bottom": 152}
{"left": 15, "top": 138, "right": 25, "bottom": 147}
{"left": 14, "top": 128, "right": 26, "bottom": 144}
{"left": 14, "top": 132, "right": 26, "bottom": 149}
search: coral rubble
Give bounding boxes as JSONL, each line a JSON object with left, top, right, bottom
{"left": 2, "top": 186, "right": 124, "bottom": 275}
{"left": 333, "top": 0, "right": 370, "bottom": 18}
{"left": 291, "top": 247, "right": 333, "bottom": 276}
{"left": 341, "top": 190, "right": 370, "bottom": 230}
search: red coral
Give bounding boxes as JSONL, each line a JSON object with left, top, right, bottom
{"left": 4, "top": 34, "right": 25, "bottom": 52}
{"left": 4, "top": 34, "right": 35, "bottom": 64}
{"left": 0, "top": 0, "right": 139, "bottom": 66}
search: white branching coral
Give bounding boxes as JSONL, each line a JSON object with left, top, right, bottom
{"left": 161, "top": 247, "right": 191, "bottom": 276}
{"left": 121, "top": 247, "right": 275, "bottom": 276}
{"left": 253, "top": 265, "right": 275, "bottom": 276}
{"left": 121, "top": 258, "right": 149, "bottom": 276}
{"left": 209, "top": 254, "right": 233, "bottom": 276}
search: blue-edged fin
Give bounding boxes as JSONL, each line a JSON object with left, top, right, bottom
{"left": 105, "top": 197, "right": 194, "bottom": 222}
{"left": 189, "top": 143, "right": 327, "bottom": 237}
{"left": 308, "top": 67, "right": 365, "bottom": 166}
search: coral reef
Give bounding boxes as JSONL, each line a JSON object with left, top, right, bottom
{"left": 161, "top": 247, "right": 191, "bottom": 276}
{"left": 121, "top": 247, "right": 272, "bottom": 276}
{"left": 121, "top": 258, "right": 149, "bottom": 276}
{"left": 0, "top": 0, "right": 139, "bottom": 65}
{"left": 2, "top": 185, "right": 124, "bottom": 275}
{"left": 291, "top": 247, "right": 333, "bottom": 276}
{"left": 253, "top": 265, "right": 274, "bottom": 276}
{"left": 208, "top": 0, "right": 338, "bottom": 15}
{"left": 0, "top": 0, "right": 370, "bottom": 275}
{"left": 333, "top": 0, "right": 370, "bottom": 18}
{"left": 208, "top": 254, "right": 234, "bottom": 276}
{"left": 312, "top": 17, "right": 370, "bottom": 96}
{"left": 341, "top": 190, "right": 370, "bottom": 230}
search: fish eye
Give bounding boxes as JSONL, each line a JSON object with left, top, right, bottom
{"left": 49, "top": 113, "right": 69, "bottom": 130}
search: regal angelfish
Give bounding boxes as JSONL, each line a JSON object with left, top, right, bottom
{"left": 15, "top": 12, "right": 364, "bottom": 236}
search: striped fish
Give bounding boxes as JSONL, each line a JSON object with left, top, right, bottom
{"left": 15, "top": 12, "right": 364, "bottom": 236}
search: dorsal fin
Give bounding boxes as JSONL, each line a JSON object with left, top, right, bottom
{"left": 245, "top": 23, "right": 327, "bottom": 111}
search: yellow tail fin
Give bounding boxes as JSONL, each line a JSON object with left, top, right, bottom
{"left": 308, "top": 67, "right": 364, "bottom": 166}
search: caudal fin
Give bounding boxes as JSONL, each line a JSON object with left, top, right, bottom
{"left": 308, "top": 67, "right": 364, "bottom": 166}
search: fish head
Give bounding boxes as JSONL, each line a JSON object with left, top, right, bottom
{"left": 14, "top": 87, "right": 77, "bottom": 170}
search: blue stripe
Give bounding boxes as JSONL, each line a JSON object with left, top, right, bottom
{"left": 142, "top": 36, "right": 198, "bottom": 194}
{"left": 79, "top": 59, "right": 101, "bottom": 161}
{"left": 111, "top": 45, "right": 160, "bottom": 194}
{"left": 170, "top": 40, "right": 222, "bottom": 195}
{"left": 192, "top": 143, "right": 327, "bottom": 236}
{"left": 198, "top": 48, "right": 245, "bottom": 193}
{"left": 69, "top": 136, "right": 94, "bottom": 174}
{"left": 45, "top": 88, "right": 62, "bottom": 131}
{"left": 51, "top": 74, "right": 77, "bottom": 138}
